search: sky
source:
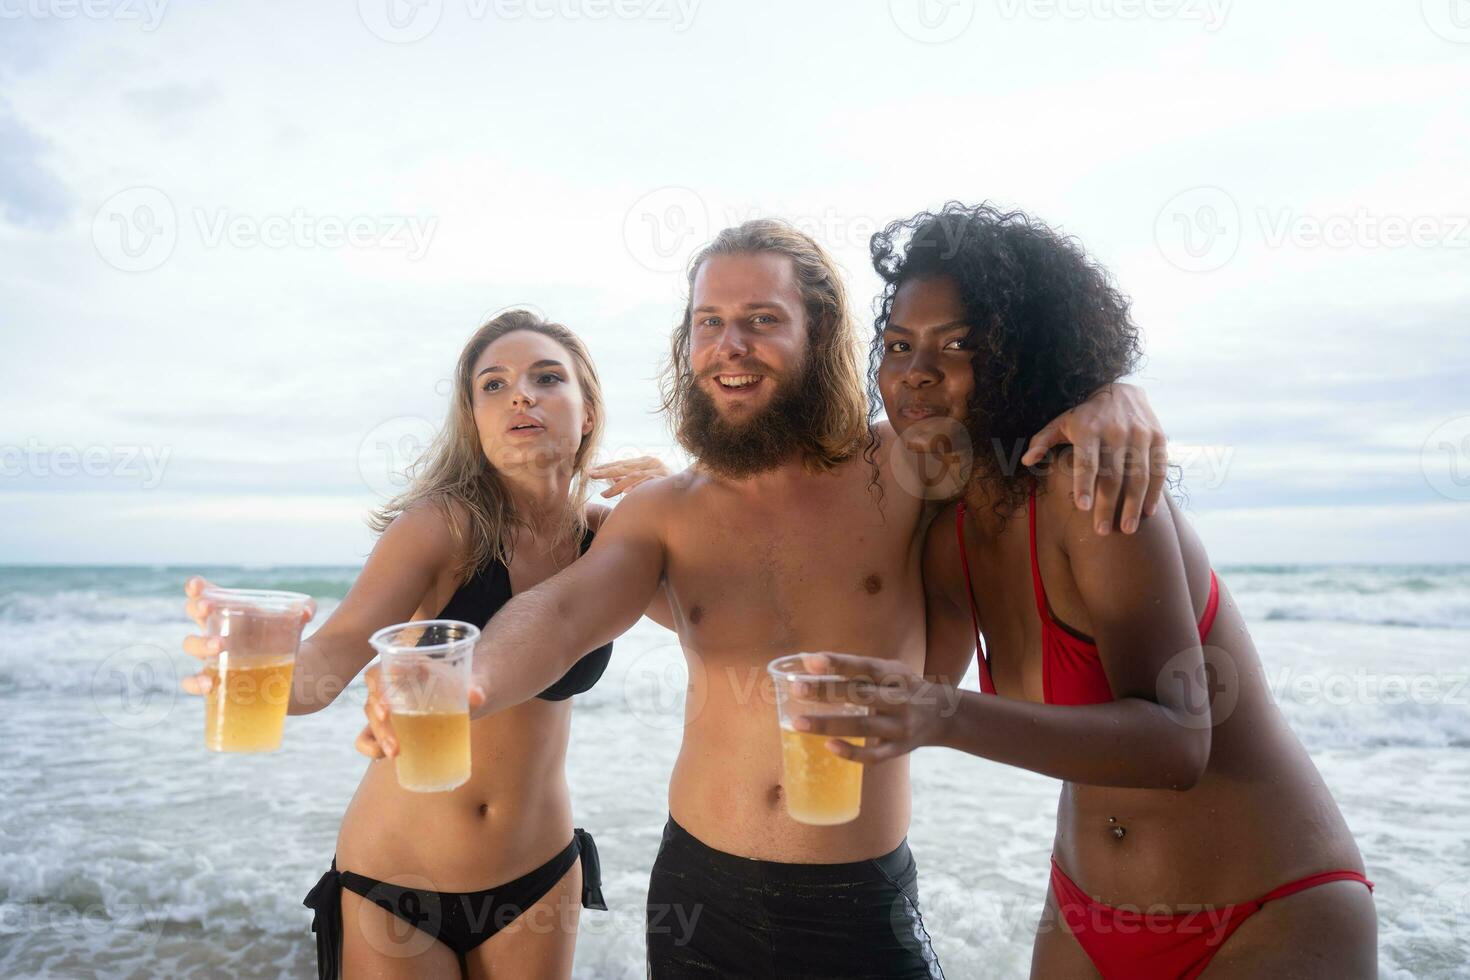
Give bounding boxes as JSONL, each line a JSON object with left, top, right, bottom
{"left": 0, "top": 0, "right": 1467, "bottom": 565}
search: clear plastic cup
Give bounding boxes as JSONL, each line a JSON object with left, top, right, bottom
{"left": 369, "top": 620, "right": 478, "bottom": 793}
{"left": 767, "top": 653, "right": 870, "bottom": 826}
{"left": 201, "top": 587, "right": 312, "bottom": 753}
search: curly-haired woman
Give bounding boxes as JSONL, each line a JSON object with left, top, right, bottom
{"left": 796, "top": 204, "right": 1376, "bottom": 979}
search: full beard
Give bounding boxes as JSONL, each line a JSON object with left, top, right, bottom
{"left": 677, "top": 361, "right": 821, "bottom": 479}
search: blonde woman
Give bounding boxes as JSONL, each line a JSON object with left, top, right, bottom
{"left": 179, "top": 309, "right": 672, "bottom": 979}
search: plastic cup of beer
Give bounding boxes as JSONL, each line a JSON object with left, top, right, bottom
{"left": 369, "top": 620, "right": 478, "bottom": 793}
{"left": 201, "top": 587, "right": 312, "bottom": 753}
{"left": 767, "top": 654, "right": 870, "bottom": 826}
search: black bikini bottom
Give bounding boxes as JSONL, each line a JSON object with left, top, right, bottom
{"left": 303, "top": 827, "right": 606, "bottom": 979}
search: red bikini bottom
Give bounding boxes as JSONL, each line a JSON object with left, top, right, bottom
{"left": 1049, "top": 857, "right": 1373, "bottom": 979}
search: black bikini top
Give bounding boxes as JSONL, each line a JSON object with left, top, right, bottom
{"left": 435, "top": 527, "right": 612, "bottom": 702}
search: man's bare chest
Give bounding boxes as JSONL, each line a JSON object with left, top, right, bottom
{"left": 660, "top": 495, "right": 921, "bottom": 656}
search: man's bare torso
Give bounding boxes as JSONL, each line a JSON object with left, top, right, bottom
{"left": 641, "top": 425, "right": 930, "bottom": 862}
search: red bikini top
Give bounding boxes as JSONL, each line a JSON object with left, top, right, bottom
{"left": 955, "top": 491, "right": 1220, "bottom": 706}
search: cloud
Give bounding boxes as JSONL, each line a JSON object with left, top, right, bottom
{"left": 0, "top": 2, "right": 1464, "bottom": 563}
{"left": 1188, "top": 502, "right": 1470, "bottom": 565}
{"left": 123, "top": 81, "right": 223, "bottom": 131}
{"left": 0, "top": 102, "right": 70, "bottom": 230}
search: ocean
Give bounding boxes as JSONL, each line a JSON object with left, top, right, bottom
{"left": 1, "top": 564, "right": 1467, "bottom": 978}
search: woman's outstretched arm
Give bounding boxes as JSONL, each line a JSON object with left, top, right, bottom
{"left": 180, "top": 500, "right": 459, "bottom": 714}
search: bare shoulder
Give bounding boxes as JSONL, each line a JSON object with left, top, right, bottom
{"left": 635, "top": 468, "right": 701, "bottom": 502}
{"left": 1041, "top": 448, "right": 1179, "bottom": 555}
{"left": 372, "top": 494, "right": 471, "bottom": 578}
{"left": 1036, "top": 450, "right": 1079, "bottom": 540}
{"left": 586, "top": 501, "right": 612, "bottom": 532}
{"left": 1036, "top": 447, "right": 1080, "bottom": 526}
{"left": 597, "top": 469, "right": 696, "bottom": 533}
{"left": 394, "top": 495, "right": 468, "bottom": 546}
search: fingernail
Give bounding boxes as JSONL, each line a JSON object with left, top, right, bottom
{"left": 793, "top": 717, "right": 810, "bottom": 732}
{"left": 1122, "top": 517, "right": 1138, "bottom": 534}
{"left": 1078, "top": 494, "right": 1092, "bottom": 510}
{"left": 376, "top": 706, "right": 387, "bottom": 721}
{"left": 1145, "top": 501, "right": 1159, "bottom": 516}
{"left": 1097, "top": 520, "right": 1110, "bottom": 535}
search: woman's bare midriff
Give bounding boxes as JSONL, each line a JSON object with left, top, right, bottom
{"left": 989, "top": 491, "right": 1370, "bottom": 909}
{"left": 1050, "top": 608, "right": 1365, "bottom": 908}
{"left": 335, "top": 697, "right": 576, "bottom": 891}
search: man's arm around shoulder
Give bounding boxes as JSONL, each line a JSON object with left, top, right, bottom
{"left": 469, "top": 476, "right": 673, "bottom": 717}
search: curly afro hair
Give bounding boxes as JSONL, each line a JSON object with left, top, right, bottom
{"left": 869, "top": 201, "right": 1142, "bottom": 517}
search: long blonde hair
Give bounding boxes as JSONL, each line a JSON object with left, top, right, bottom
{"left": 369, "top": 309, "right": 606, "bottom": 581}
{"left": 659, "top": 219, "right": 869, "bottom": 472}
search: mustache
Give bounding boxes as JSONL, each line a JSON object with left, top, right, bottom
{"left": 694, "top": 360, "right": 779, "bottom": 383}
